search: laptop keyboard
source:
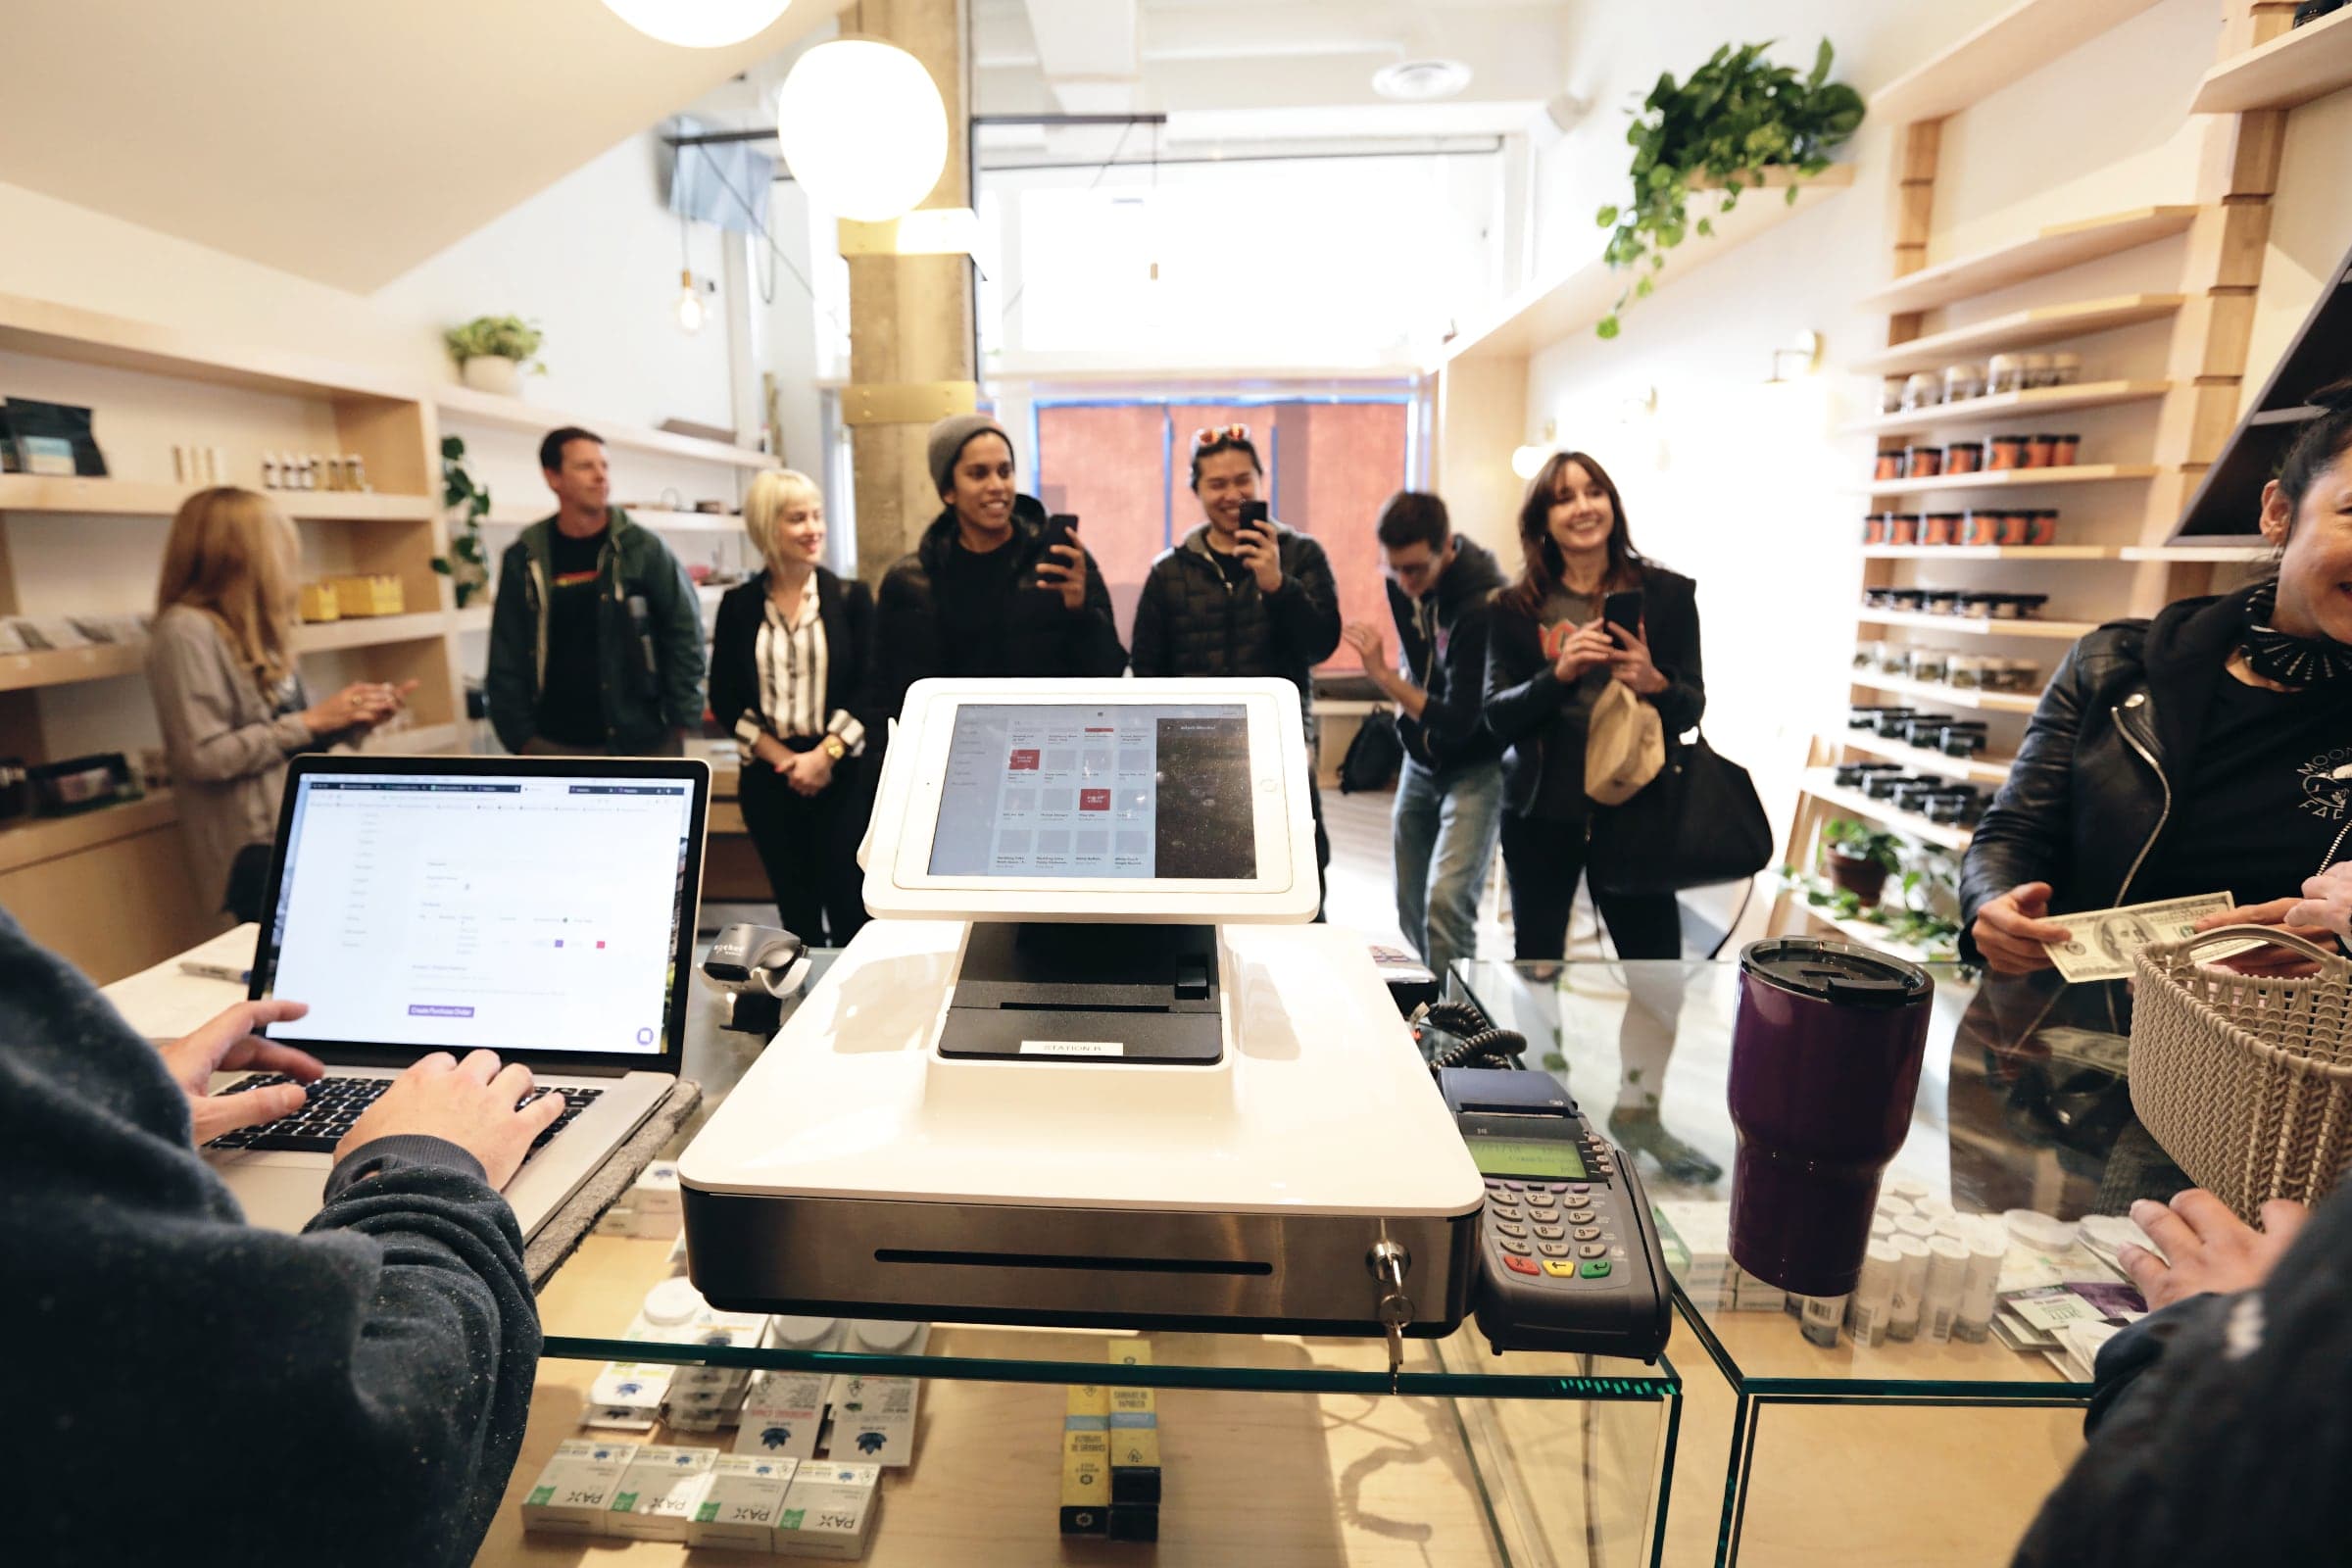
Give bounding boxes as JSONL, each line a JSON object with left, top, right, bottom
{"left": 204, "top": 1075, "right": 603, "bottom": 1160}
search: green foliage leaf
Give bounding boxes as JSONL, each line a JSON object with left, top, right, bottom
{"left": 1595, "top": 204, "right": 1620, "bottom": 227}
{"left": 1808, "top": 36, "right": 1834, "bottom": 90}
{"left": 1595, "top": 315, "right": 1621, "bottom": 340}
{"left": 1694, "top": 217, "right": 1715, "bottom": 238}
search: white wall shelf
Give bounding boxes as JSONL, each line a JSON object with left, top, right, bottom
{"left": 1853, "top": 672, "right": 2043, "bottom": 714}
{"left": 293, "top": 611, "right": 451, "bottom": 654}
{"left": 1856, "top": 610, "right": 2098, "bottom": 641}
{"left": 1860, "top": 463, "right": 2157, "bottom": 500}
{"left": 1862, "top": 208, "right": 2197, "bottom": 315}
{"left": 2190, "top": 5, "right": 2352, "bottom": 114}
{"left": 1435, "top": 167, "right": 1856, "bottom": 367}
{"left": 0, "top": 641, "right": 148, "bottom": 694}
{"left": 1852, "top": 296, "right": 2184, "bottom": 377}
{"left": 2119, "top": 542, "right": 2275, "bottom": 562}
{"left": 1828, "top": 729, "right": 2014, "bottom": 786}
{"left": 482, "top": 506, "right": 744, "bottom": 534}
{"left": 0, "top": 474, "right": 434, "bottom": 521}
{"left": 1860, "top": 544, "right": 2118, "bottom": 561}
{"left": 1868, "top": 0, "right": 2170, "bottom": 124}
{"left": 435, "top": 385, "right": 772, "bottom": 470}
{"left": 1797, "top": 769, "right": 1975, "bottom": 852}
{"left": 1843, "top": 381, "right": 2170, "bottom": 438}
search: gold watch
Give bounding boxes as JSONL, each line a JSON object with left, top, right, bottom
{"left": 820, "top": 733, "right": 848, "bottom": 761}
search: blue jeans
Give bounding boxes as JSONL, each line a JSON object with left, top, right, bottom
{"left": 1393, "top": 757, "right": 1505, "bottom": 983}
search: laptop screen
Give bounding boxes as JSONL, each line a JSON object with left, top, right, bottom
{"left": 256, "top": 769, "right": 698, "bottom": 1060}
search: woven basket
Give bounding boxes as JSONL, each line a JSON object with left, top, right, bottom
{"left": 2129, "top": 925, "right": 2352, "bottom": 1221}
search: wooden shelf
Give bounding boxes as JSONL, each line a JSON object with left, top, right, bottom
{"left": 1828, "top": 729, "right": 2014, "bottom": 786}
{"left": 2119, "top": 542, "right": 2276, "bottom": 562}
{"left": 1860, "top": 544, "right": 2117, "bottom": 561}
{"left": 1799, "top": 770, "right": 1974, "bottom": 852}
{"left": 0, "top": 291, "right": 414, "bottom": 404}
{"left": 1862, "top": 463, "right": 2156, "bottom": 499}
{"left": 1853, "top": 672, "right": 2043, "bottom": 713}
{"left": 1852, "top": 295, "right": 2184, "bottom": 376}
{"left": 0, "top": 792, "right": 179, "bottom": 877}
{"left": 357, "top": 721, "right": 466, "bottom": 756}
{"left": 0, "top": 475, "right": 433, "bottom": 521}
{"left": 1435, "top": 167, "right": 1855, "bottom": 366}
{"left": 1843, "top": 380, "right": 2169, "bottom": 438}
{"left": 451, "top": 605, "right": 491, "bottom": 634}
{"left": 1857, "top": 610, "right": 2098, "bottom": 641}
{"left": 435, "top": 386, "right": 772, "bottom": 471}
{"left": 482, "top": 506, "right": 743, "bottom": 533}
{"left": 2191, "top": 5, "right": 2352, "bottom": 114}
{"left": 294, "top": 611, "right": 451, "bottom": 653}
{"left": 1864, "top": 208, "right": 2197, "bottom": 314}
{"left": 1869, "top": 0, "right": 2170, "bottom": 123}
{"left": 0, "top": 640, "right": 147, "bottom": 694}
{"left": 1797, "top": 901, "right": 1956, "bottom": 966}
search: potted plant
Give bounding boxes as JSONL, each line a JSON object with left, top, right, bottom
{"left": 1820, "top": 817, "right": 1901, "bottom": 907}
{"left": 433, "top": 436, "right": 492, "bottom": 608}
{"left": 443, "top": 314, "right": 546, "bottom": 395}
{"left": 1592, "top": 39, "right": 1864, "bottom": 337}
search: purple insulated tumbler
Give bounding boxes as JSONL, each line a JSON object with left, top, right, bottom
{"left": 1727, "top": 939, "right": 1934, "bottom": 1297}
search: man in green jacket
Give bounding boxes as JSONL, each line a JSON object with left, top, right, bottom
{"left": 485, "top": 426, "right": 708, "bottom": 756}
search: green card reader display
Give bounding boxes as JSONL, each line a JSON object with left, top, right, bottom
{"left": 1438, "top": 1067, "right": 1672, "bottom": 1361}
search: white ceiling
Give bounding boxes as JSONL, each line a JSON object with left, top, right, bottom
{"left": 0, "top": 0, "right": 847, "bottom": 294}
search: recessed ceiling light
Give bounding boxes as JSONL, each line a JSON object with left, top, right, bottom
{"left": 1372, "top": 59, "right": 1473, "bottom": 102}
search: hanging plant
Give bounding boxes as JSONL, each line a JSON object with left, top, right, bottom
{"left": 434, "top": 435, "right": 493, "bottom": 609}
{"left": 1592, "top": 39, "right": 1864, "bottom": 338}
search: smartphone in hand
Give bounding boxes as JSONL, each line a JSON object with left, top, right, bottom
{"left": 1041, "top": 513, "right": 1080, "bottom": 555}
{"left": 1602, "top": 588, "right": 1644, "bottom": 637}
{"left": 1237, "top": 500, "right": 1270, "bottom": 545}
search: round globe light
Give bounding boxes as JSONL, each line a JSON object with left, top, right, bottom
{"left": 1510, "top": 444, "right": 1551, "bottom": 480}
{"left": 601, "top": 0, "right": 792, "bottom": 48}
{"left": 776, "top": 39, "right": 949, "bottom": 223}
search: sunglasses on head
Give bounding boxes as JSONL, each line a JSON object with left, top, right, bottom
{"left": 1192, "top": 422, "right": 1251, "bottom": 451}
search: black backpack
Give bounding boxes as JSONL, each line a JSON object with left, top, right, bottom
{"left": 1338, "top": 710, "right": 1403, "bottom": 794}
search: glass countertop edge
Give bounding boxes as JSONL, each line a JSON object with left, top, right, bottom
{"left": 1732, "top": 1372, "right": 2093, "bottom": 1402}
{"left": 539, "top": 1335, "right": 1681, "bottom": 1400}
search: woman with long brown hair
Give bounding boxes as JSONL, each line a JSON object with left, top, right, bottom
{"left": 147, "top": 487, "right": 411, "bottom": 918}
{"left": 1483, "top": 449, "right": 1718, "bottom": 1182}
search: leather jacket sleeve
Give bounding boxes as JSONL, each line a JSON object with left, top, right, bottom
{"left": 1959, "top": 639, "right": 2093, "bottom": 960}
{"left": 1483, "top": 601, "right": 1569, "bottom": 745}
{"left": 1644, "top": 576, "right": 1706, "bottom": 735}
{"left": 1267, "top": 535, "right": 1344, "bottom": 668}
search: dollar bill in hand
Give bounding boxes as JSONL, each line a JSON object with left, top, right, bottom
{"left": 2041, "top": 893, "right": 2233, "bottom": 982}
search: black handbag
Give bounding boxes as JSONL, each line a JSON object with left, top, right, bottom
{"left": 1587, "top": 728, "right": 1773, "bottom": 895}
{"left": 1338, "top": 710, "right": 1403, "bottom": 794}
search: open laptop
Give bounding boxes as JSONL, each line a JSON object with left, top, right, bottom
{"left": 203, "top": 754, "right": 709, "bottom": 1239}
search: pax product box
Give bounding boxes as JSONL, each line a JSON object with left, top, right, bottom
{"left": 776, "top": 1461, "right": 882, "bottom": 1559}
{"left": 522, "top": 1439, "right": 638, "bottom": 1536}
{"left": 609, "top": 1445, "right": 719, "bottom": 1541}
{"left": 1060, "top": 1430, "right": 1111, "bottom": 1536}
{"left": 584, "top": 1361, "right": 674, "bottom": 1431}
{"left": 737, "top": 1370, "right": 831, "bottom": 1460}
{"left": 829, "top": 1373, "right": 920, "bottom": 1467}
{"left": 598, "top": 1160, "right": 688, "bottom": 1239}
{"left": 688, "top": 1454, "right": 801, "bottom": 1551}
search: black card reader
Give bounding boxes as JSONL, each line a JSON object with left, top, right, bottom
{"left": 1438, "top": 1066, "right": 1672, "bottom": 1361}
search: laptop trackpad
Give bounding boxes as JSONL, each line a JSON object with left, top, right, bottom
{"left": 223, "top": 1163, "right": 330, "bottom": 1235}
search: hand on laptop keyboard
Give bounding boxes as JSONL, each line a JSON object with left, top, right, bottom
{"left": 157, "top": 998, "right": 326, "bottom": 1148}
{"left": 210, "top": 1050, "right": 570, "bottom": 1190}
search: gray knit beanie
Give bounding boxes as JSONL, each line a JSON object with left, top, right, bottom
{"left": 927, "top": 413, "right": 1013, "bottom": 500}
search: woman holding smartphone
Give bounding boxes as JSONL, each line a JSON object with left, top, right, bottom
{"left": 1484, "top": 450, "right": 1717, "bottom": 1182}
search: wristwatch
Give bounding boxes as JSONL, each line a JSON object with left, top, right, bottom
{"left": 820, "top": 733, "right": 848, "bottom": 761}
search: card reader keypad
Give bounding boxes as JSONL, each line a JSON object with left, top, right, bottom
{"left": 1484, "top": 1163, "right": 1631, "bottom": 1287}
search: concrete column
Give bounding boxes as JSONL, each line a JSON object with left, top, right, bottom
{"left": 843, "top": 0, "right": 977, "bottom": 587}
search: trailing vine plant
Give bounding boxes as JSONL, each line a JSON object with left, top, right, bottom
{"left": 1592, "top": 39, "right": 1864, "bottom": 338}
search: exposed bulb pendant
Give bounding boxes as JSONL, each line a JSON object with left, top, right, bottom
{"left": 601, "top": 0, "right": 791, "bottom": 48}
{"left": 676, "top": 270, "right": 707, "bottom": 334}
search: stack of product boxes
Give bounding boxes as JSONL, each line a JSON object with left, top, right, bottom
{"left": 1651, "top": 1200, "right": 1785, "bottom": 1313}
{"left": 1063, "top": 1340, "right": 1162, "bottom": 1543}
{"left": 524, "top": 1442, "right": 882, "bottom": 1557}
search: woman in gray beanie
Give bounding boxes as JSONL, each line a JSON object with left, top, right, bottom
{"left": 866, "top": 414, "right": 1127, "bottom": 723}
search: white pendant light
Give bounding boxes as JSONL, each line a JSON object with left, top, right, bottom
{"left": 675, "top": 270, "right": 707, "bottom": 334}
{"left": 602, "top": 0, "right": 792, "bottom": 48}
{"left": 776, "top": 38, "right": 949, "bottom": 223}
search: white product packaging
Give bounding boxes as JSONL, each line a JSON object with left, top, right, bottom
{"left": 1883, "top": 1176, "right": 1932, "bottom": 1204}
{"left": 633, "top": 1161, "right": 683, "bottom": 1218}
{"left": 1798, "top": 1293, "right": 1847, "bottom": 1348}
{"left": 1913, "top": 1195, "right": 1955, "bottom": 1222}
{"left": 776, "top": 1461, "right": 883, "bottom": 1559}
{"left": 1894, "top": 1215, "right": 1937, "bottom": 1243}
{"left": 521, "top": 1439, "right": 638, "bottom": 1536}
{"left": 737, "top": 1370, "right": 832, "bottom": 1459}
{"left": 607, "top": 1445, "right": 719, "bottom": 1541}
{"left": 1887, "top": 1235, "right": 1932, "bottom": 1342}
{"left": 584, "top": 1362, "right": 674, "bottom": 1430}
{"left": 687, "top": 1454, "right": 801, "bottom": 1551}
{"left": 1729, "top": 1268, "right": 1786, "bottom": 1313}
{"left": 1875, "top": 1195, "right": 1917, "bottom": 1221}
{"left": 1846, "top": 1241, "right": 1901, "bottom": 1348}
{"left": 1955, "top": 1235, "right": 2007, "bottom": 1343}
{"left": 1922, "top": 1238, "right": 1970, "bottom": 1344}
{"left": 828, "top": 1372, "right": 920, "bottom": 1467}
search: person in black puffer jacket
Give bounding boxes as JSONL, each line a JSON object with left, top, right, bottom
{"left": 1130, "top": 422, "right": 1343, "bottom": 904}
{"left": 866, "top": 415, "right": 1127, "bottom": 727}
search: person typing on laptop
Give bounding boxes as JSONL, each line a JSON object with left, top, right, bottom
{"left": 1, "top": 905, "right": 564, "bottom": 1566}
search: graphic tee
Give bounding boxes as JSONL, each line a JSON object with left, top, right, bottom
{"left": 535, "top": 524, "right": 609, "bottom": 747}
{"left": 1530, "top": 587, "right": 1609, "bottom": 820}
{"left": 2143, "top": 674, "right": 2352, "bottom": 906}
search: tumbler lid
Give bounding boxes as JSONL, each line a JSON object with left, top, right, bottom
{"left": 1738, "top": 937, "right": 1932, "bottom": 1008}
